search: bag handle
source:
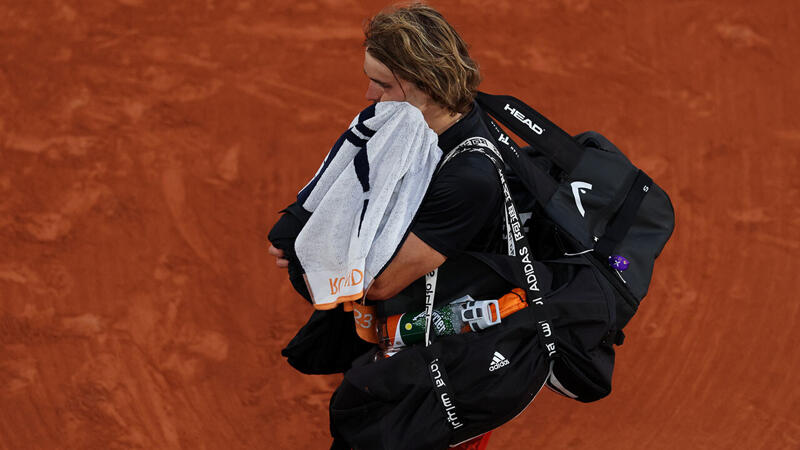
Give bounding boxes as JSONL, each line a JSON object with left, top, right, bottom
{"left": 479, "top": 109, "right": 559, "bottom": 206}
{"left": 476, "top": 91, "right": 583, "bottom": 175}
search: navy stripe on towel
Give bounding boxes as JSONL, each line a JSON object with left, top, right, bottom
{"left": 298, "top": 132, "right": 347, "bottom": 204}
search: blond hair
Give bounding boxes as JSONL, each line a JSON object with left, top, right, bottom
{"left": 364, "top": 3, "right": 481, "bottom": 114}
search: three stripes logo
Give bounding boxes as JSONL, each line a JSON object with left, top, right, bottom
{"left": 489, "top": 351, "right": 510, "bottom": 372}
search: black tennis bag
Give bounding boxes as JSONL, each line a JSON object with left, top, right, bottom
{"left": 474, "top": 91, "right": 675, "bottom": 330}
{"left": 329, "top": 258, "right": 618, "bottom": 449}
{"left": 327, "top": 93, "right": 675, "bottom": 449}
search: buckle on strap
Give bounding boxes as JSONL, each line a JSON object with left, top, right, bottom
{"left": 460, "top": 299, "right": 501, "bottom": 332}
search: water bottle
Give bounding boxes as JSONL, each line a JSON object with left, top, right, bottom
{"left": 377, "top": 289, "right": 527, "bottom": 357}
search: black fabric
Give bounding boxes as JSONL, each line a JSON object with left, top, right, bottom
{"left": 281, "top": 306, "right": 374, "bottom": 375}
{"left": 544, "top": 258, "right": 618, "bottom": 402}
{"left": 481, "top": 111, "right": 561, "bottom": 205}
{"left": 330, "top": 259, "right": 617, "bottom": 448}
{"left": 329, "top": 437, "right": 350, "bottom": 450}
{"left": 267, "top": 202, "right": 312, "bottom": 302}
{"left": 353, "top": 144, "right": 370, "bottom": 193}
{"left": 472, "top": 93, "right": 674, "bottom": 394}
{"left": 411, "top": 153, "right": 503, "bottom": 258}
{"left": 411, "top": 101, "right": 504, "bottom": 258}
{"left": 437, "top": 100, "right": 493, "bottom": 156}
{"left": 377, "top": 101, "right": 506, "bottom": 318}
{"left": 450, "top": 145, "right": 559, "bottom": 360}
{"left": 564, "top": 131, "right": 675, "bottom": 303}
{"left": 422, "top": 349, "right": 462, "bottom": 432}
{"left": 374, "top": 253, "right": 514, "bottom": 318}
{"left": 594, "top": 170, "right": 653, "bottom": 259}
{"left": 331, "top": 308, "right": 550, "bottom": 450}
{"left": 476, "top": 92, "right": 675, "bottom": 306}
{"left": 476, "top": 91, "right": 584, "bottom": 174}
{"left": 269, "top": 202, "right": 373, "bottom": 375}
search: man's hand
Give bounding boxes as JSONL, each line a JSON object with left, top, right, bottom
{"left": 366, "top": 232, "right": 445, "bottom": 300}
{"left": 269, "top": 234, "right": 443, "bottom": 299}
{"left": 268, "top": 244, "right": 289, "bottom": 268}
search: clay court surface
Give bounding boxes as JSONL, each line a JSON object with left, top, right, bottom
{"left": 1, "top": 0, "right": 798, "bottom": 448}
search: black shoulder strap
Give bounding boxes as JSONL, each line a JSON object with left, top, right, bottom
{"left": 594, "top": 170, "right": 653, "bottom": 259}
{"left": 444, "top": 141, "right": 558, "bottom": 361}
{"left": 476, "top": 92, "right": 584, "bottom": 174}
{"left": 478, "top": 109, "right": 559, "bottom": 205}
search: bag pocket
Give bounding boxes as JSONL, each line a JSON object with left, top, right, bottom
{"left": 281, "top": 308, "right": 373, "bottom": 374}
{"left": 331, "top": 307, "right": 552, "bottom": 449}
{"left": 545, "top": 260, "right": 619, "bottom": 402}
{"left": 331, "top": 348, "right": 453, "bottom": 450}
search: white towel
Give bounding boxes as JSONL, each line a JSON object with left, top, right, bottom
{"left": 295, "top": 102, "right": 441, "bottom": 309}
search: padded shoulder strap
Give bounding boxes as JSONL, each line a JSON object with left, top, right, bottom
{"left": 476, "top": 92, "right": 583, "bottom": 174}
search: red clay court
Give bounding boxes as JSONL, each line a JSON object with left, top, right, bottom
{"left": 1, "top": 0, "right": 798, "bottom": 448}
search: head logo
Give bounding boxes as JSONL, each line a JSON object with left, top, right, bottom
{"left": 570, "top": 181, "right": 592, "bottom": 217}
{"left": 503, "top": 104, "right": 544, "bottom": 135}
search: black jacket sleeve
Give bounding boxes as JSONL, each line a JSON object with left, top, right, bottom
{"left": 267, "top": 202, "right": 313, "bottom": 302}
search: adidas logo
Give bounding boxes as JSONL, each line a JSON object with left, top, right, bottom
{"left": 489, "top": 351, "right": 510, "bottom": 372}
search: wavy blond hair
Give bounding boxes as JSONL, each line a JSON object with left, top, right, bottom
{"left": 364, "top": 3, "right": 481, "bottom": 114}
